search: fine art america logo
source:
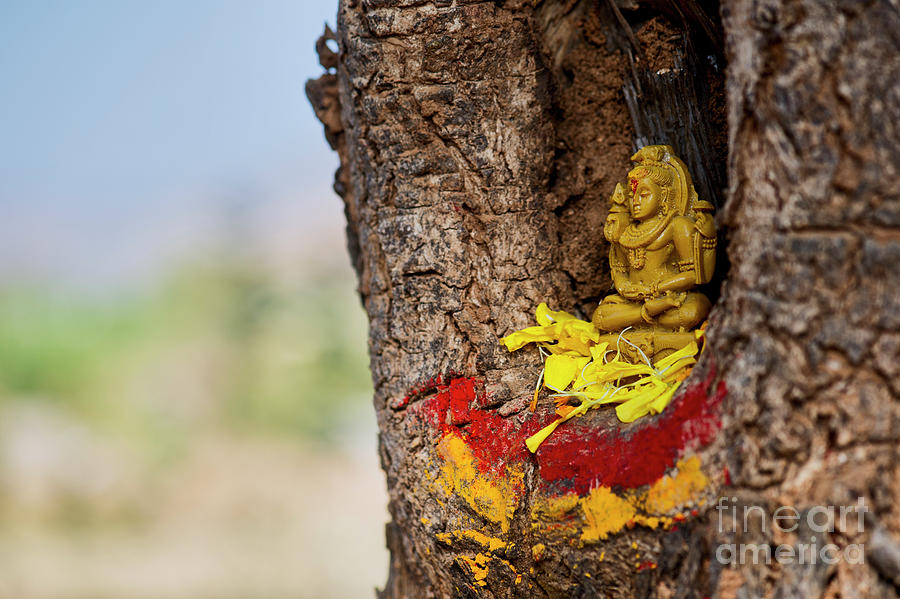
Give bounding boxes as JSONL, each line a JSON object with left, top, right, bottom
{"left": 714, "top": 496, "right": 868, "bottom": 566}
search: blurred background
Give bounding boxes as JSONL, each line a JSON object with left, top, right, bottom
{"left": 0, "top": 2, "right": 388, "bottom": 598}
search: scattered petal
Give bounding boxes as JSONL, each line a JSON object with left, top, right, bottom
{"left": 544, "top": 354, "right": 590, "bottom": 391}
{"left": 504, "top": 306, "right": 707, "bottom": 450}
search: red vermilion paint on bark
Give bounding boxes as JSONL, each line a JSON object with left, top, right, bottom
{"left": 413, "top": 377, "right": 548, "bottom": 474}
{"left": 394, "top": 372, "right": 461, "bottom": 410}
{"left": 535, "top": 369, "right": 725, "bottom": 493}
{"left": 410, "top": 366, "right": 725, "bottom": 492}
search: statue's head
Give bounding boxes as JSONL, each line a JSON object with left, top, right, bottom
{"left": 627, "top": 164, "right": 674, "bottom": 221}
{"left": 624, "top": 144, "right": 697, "bottom": 222}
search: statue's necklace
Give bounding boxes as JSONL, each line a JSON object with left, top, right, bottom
{"left": 619, "top": 214, "right": 670, "bottom": 269}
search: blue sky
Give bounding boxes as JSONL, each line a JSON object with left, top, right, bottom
{"left": 0, "top": 0, "right": 341, "bottom": 290}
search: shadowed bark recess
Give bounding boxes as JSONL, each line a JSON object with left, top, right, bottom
{"left": 307, "top": 0, "right": 900, "bottom": 596}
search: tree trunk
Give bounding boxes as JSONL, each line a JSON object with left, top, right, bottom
{"left": 307, "top": 0, "right": 900, "bottom": 596}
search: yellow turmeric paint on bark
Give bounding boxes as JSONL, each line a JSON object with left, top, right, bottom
{"left": 530, "top": 494, "right": 581, "bottom": 537}
{"left": 580, "top": 486, "right": 638, "bottom": 542}
{"left": 643, "top": 456, "right": 708, "bottom": 514}
{"left": 530, "top": 455, "right": 710, "bottom": 543}
{"left": 433, "top": 429, "right": 708, "bottom": 546}
{"left": 631, "top": 514, "right": 671, "bottom": 530}
{"left": 457, "top": 553, "right": 490, "bottom": 587}
{"left": 532, "top": 492, "right": 580, "bottom": 520}
{"left": 456, "top": 551, "right": 521, "bottom": 589}
{"left": 436, "top": 433, "right": 523, "bottom": 532}
{"left": 436, "top": 529, "right": 508, "bottom": 553}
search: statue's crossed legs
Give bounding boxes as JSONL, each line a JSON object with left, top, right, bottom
{"left": 592, "top": 292, "right": 710, "bottom": 361}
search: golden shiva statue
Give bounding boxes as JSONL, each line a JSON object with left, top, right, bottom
{"left": 592, "top": 145, "right": 716, "bottom": 361}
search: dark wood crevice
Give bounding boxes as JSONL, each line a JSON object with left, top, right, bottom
{"left": 609, "top": 1, "right": 730, "bottom": 305}
{"left": 536, "top": 0, "right": 728, "bottom": 311}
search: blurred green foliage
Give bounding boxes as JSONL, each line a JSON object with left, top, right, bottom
{"left": 0, "top": 259, "right": 372, "bottom": 453}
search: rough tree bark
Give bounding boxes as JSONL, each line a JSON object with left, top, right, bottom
{"left": 307, "top": 0, "right": 900, "bottom": 596}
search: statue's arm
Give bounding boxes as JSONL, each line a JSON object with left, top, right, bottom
{"left": 610, "top": 246, "right": 640, "bottom": 299}
{"left": 693, "top": 209, "right": 717, "bottom": 284}
{"left": 655, "top": 217, "right": 699, "bottom": 294}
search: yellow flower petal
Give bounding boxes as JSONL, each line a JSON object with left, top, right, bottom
{"left": 615, "top": 391, "right": 657, "bottom": 423}
{"left": 589, "top": 342, "right": 610, "bottom": 364}
{"left": 501, "top": 325, "right": 557, "bottom": 352}
{"left": 591, "top": 361, "right": 655, "bottom": 383}
{"left": 648, "top": 384, "right": 679, "bottom": 414}
{"left": 526, "top": 418, "right": 565, "bottom": 452}
{"left": 539, "top": 344, "right": 584, "bottom": 356}
{"left": 504, "top": 301, "right": 703, "bottom": 448}
{"left": 535, "top": 303, "right": 576, "bottom": 326}
{"left": 544, "top": 354, "right": 589, "bottom": 391}
{"left": 654, "top": 341, "right": 699, "bottom": 372}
